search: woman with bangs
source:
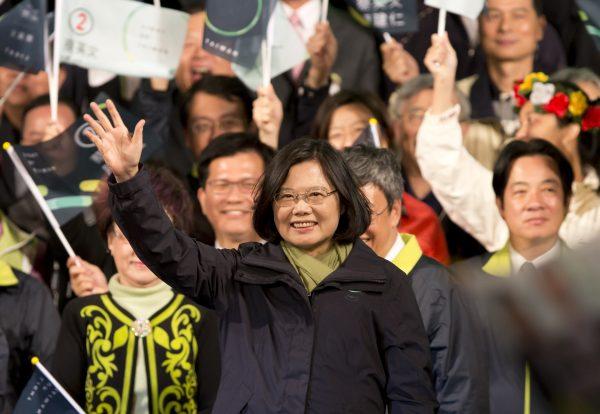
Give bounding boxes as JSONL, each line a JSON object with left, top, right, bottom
{"left": 78, "top": 99, "right": 437, "bottom": 413}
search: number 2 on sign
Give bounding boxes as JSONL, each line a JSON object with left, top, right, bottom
{"left": 76, "top": 12, "right": 87, "bottom": 31}
{"left": 69, "top": 8, "right": 93, "bottom": 35}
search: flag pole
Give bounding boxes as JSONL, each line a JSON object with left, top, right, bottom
{"left": 320, "top": 0, "right": 329, "bottom": 22}
{"left": 261, "top": 12, "right": 275, "bottom": 88}
{"left": 437, "top": 7, "right": 447, "bottom": 35}
{"left": 50, "top": 0, "right": 63, "bottom": 122}
{"left": 31, "top": 357, "right": 85, "bottom": 414}
{"left": 3, "top": 142, "right": 76, "bottom": 258}
{"left": 0, "top": 72, "right": 25, "bottom": 107}
{"left": 369, "top": 118, "right": 381, "bottom": 148}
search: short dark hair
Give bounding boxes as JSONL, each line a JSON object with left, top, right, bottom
{"left": 197, "top": 132, "right": 275, "bottom": 188}
{"left": 482, "top": 0, "right": 543, "bottom": 16}
{"left": 342, "top": 145, "right": 404, "bottom": 208}
{"left": 492, "top": 139, "right": 573, "bottom": 206}
{"left": 179, "top": 75, "right": 254, "bottom": 129}
{"left": 253, "top": 138, "right": 371, "bottom": 243}
{"left": 22, "top": 94, "right": 78, "bottom": 123}
{"left": 94, "top": 164, "right": 195, "bottom": 239}
{"left": 311, "top": 90, "right": 395, "bottom": 149}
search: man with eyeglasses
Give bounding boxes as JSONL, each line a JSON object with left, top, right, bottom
{"left": 343, "top": 145, "right": 488, "bottom": 414}
{"left": 196, "top": 133, "right": 275, "bottom": 248}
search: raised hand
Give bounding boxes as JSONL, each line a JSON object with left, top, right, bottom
{"left": 380, "top": 38, "right": 419, "bottom": 86}
{"left": 253, "top": 84, "right": 282, "bottom": 150}
{"left": 67, "top": 256, "right": 108, "bottom": 297}
{"left": 424, "top": 33, "right": 458, "bottom": 82}
{"left": 83, "top": 100, "right": 145, "bottom": 182}
{"left": 305, "top": 22, "right": 338, "bottom": 89}
{"left": 424, "top": 33, "right": 458, "bottom": 115}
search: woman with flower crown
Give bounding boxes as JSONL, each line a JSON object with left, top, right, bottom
{"left": 413, "top": 33, "right": 600, "bottom": 253}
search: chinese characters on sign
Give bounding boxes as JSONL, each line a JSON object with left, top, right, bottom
{"left": 350, "top": 0, "right": 418, "bottom": 34}
{"left": 0, "top": 0, "right": 46, "bottom": 72}
{"left": 60, "top": 0, "right": 188, "bottom": 78}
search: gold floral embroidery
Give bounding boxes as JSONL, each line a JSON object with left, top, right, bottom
{"left": 81, "top": 304, "right": 125, "bottom": 414}
{"left": 155, "top": 304, "right": 201, "bottom": 413}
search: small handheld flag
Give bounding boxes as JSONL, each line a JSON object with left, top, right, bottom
{"left": 13, "top": 357, "right": 85, "bottom": 414}
{"left": 3, "top": 141, "right": 77, "bottom": 259}
{"left": 0, "top": 0, "right": 47, "bottom": 73}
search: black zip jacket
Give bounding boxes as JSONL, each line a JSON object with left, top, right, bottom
{"left": 109, "top": 167, "right": 437, "bottom": 414}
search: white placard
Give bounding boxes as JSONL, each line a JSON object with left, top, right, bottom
{"left": 424, "top": 0, "right": 485, "bottom": 20}
{"left": 60, "top": 0, "right": 188, "bottom": 78}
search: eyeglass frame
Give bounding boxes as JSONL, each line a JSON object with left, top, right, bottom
{"left": 205, "top": 178, "right": 259, "bottom": 194}
{"left": 274, "top": 188, "right": 338, "bottom": 207}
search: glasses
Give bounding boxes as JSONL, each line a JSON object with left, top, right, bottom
{"left": 189, "top": 117, "right": 245, "bottom": 137}
{"left": 274, "top": 188, "right": 337, "bottom": 207}
{"left": 206, "top": 179, "right": 258, "bottom": 194}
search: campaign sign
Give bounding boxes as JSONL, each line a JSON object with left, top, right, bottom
{"left": 59, "top": 0, "right": 188, "bottom": 78}
{"left": 347, "top": 0, "right": 418, "bottom": 33}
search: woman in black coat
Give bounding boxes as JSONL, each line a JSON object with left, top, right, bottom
{"left": 83, "top": 100, "right": 437, "bottom": 413}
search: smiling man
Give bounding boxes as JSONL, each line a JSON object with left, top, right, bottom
{"left": 455, "top": 138, "right": 573, "bottom": 414}
{"left": 196, "top": 133, "right": 274, "bottom": 249}
{"left": 343, "top": 145, "right": 488, "bottom": 414}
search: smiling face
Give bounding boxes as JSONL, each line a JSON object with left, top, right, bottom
{"left": 480, "top": 0, "right": 544, "bottom": 63}
{"left": 273, "top": 160, "right": 341, "bottom": 256}
{"left": 175, "top": 12, "right": 234, "bottom": 93}
{"left": 515, "top": 101, "right": 563, "bottom": 147}
{"left": 107, "top": 223, "right": 160, "bottom": 288}
{"left": 327, "top": 104, "right": 373, "bottom": 150}
{"left": 185, "top": 92, "right": 248, "bottom": 160}
{"left": 498, "top": 155, "right": 566, "bottom": 249}
{"left": 359, "top": 183, "right": 402, "bottom": 257}
{"left": 198, "top": 151, "right": 264, "bottom": 246}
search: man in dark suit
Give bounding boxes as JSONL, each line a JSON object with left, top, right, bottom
{"left": 274, "top": 1, "right": 381, "bottom": 146}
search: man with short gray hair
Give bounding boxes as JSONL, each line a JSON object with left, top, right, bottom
{"left": 343, "top": 145, "right": 488, "bottom": 414}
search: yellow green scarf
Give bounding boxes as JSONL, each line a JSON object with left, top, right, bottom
{"left": 281, "top": 241, "right": 352, "bottom": 292}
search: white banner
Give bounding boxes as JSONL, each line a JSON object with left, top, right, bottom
{"left": 60, "top": 0, "right": 188, "bottom": 78}
{"left": 424, "top": 0, "right": 485, "bottom": 20}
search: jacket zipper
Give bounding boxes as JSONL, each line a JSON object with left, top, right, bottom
{"left": 304, "top": 289, "right": 317, "bottom": 414}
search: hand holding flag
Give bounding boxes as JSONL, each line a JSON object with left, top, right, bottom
{"left": 83, "top": 100, "right": 145, "bottom": 182}
{"left": 424, "top": 33, "right": 458, "bottom": 115}
{"left": 305, "top": 22, "right": 337, "bottom": 89}
{"left": 253, "top": 84, "right": 282, "bottom": 150}
{"left": 380, "top": 37, "right": 419, "bottom": 86}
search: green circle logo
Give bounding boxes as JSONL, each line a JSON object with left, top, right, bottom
{"left": 205, "top": 0, "right": 263, "bottom": 37}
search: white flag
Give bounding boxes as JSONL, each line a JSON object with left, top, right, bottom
{"left": 59, "top": 0, "right": 188, "bottom": 78}
{"left": 424, "top": 0, "right": 485, "bottom": 20}
{"left": 232, "top": 1, "right": 308, "bottom": 91}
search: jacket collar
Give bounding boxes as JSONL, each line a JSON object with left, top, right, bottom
{"left": 240, "top": 239, "right": 387, "bottom": 286}
{"left": 0, "top": 260, "right": 18, "bottom": 286}
{"left": 481, "top": 243, "right": 512, "bottom": 277}
{"left": 481, "top": 240, "right": 567, "bottom": 277}
{"left": 389, "top": 233, "right": 423, "bottom": 275}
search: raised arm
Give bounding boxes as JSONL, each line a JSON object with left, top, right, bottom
{"left": 416, "top": 35, "right": 509, "bottom": 251}
{"left": 83, "top": 101, "right": 238, "bottom": 310}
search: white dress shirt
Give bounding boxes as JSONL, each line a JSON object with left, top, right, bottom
{"left": 509, "top": 239, "right": 562, "bottom": 272}
{"left": 384, "top": 233, "right": 406, "bottom": 262}
{"left": 281, "top": 0, "right": 320, "bottom": 43}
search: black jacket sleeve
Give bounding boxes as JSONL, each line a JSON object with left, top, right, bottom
{"left": 109, "top": 167, "right": 239, "bottom": 312}
{"left": 51, "top": 299, "right": 88, "bottom": 405}
{"left": 24, "top": 279, "right": 61, "bottom": 365}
